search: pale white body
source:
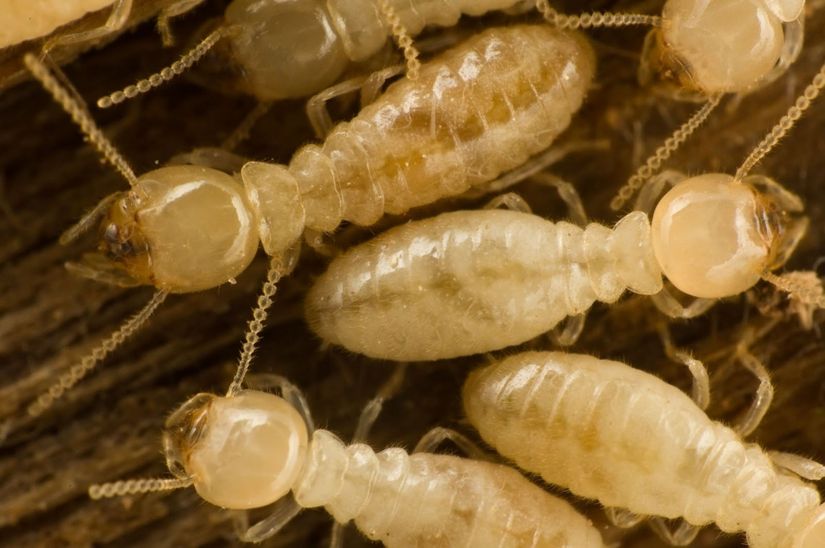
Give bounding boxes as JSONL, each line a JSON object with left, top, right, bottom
{"left": 293, "top": 429, "right": 604, "bottom": 547}
{"left": 463, "top": 352, "right": 825, "bottom": 548}
{"left": 0, "top": 0, "right": 115, "bottom": 48}
{"left": 326, "top": 0, "right": 532, "bottom": 61}
{"left": 306, "top": 209, "right": 662, "bottom": 361}
{"left": 249, "top": 25, "right": 595, "bottom": 251}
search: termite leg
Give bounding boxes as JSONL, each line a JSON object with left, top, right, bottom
{"left": 531, "top": 172, "right": 588, "bottom": 226}
{"left": 221, "top": 101, "right": 274, "bottom": 151}
{"left": 483, "top": 192, "right": 532, "bottom": 213}
{"left": 156, "top": 0, "right": 208, "bottom": 46}
{"left": 604, "top": 507, "right": 645, "bottom": 529}
{"left": 352, "top": 364, "right": 408, "bottom": 443}
{"left": 633, "top": 169, "right": 684, "bottom": 216}
{"left": 732, "top": 335, "right": 774, "bottom": 438}
{"left": 306, "top": 65, "right": 404, "bottom": 139}
{"left": 549, "top": 314, "right": 586, "bottom": 347}
{"left": 413, "top": 427, "right": 490, "bottom": 461}
{"left": 167, "top": 147, "right": 248, "bottom": 173}
{"left": 232, "top": 494, "right": 303, "bottom": 543}
{"left": 648, "top": 518, "right": 702, "bottom": 546}
{"left": 476, "top": 140, "right": 610, "bottom": 198}
{"left": 245, "top": 373, "right": 314, "bottom": 433}
{"left": 359, "top": 64, "right": 405, "bottom": 108}
{"left": 768, "top": 451, "right": 825, "bottom": 481}
{"left": 656, "top": 323, "right": 711, "bottom": 410}
{"left": 42, "top": 0, "right": 134, "bottom": 54}
{"left": 651, "top": 285, "right": 715, "bottom": 320}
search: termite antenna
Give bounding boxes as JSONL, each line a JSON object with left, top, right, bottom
{"left": 736, "top": 60, "right": 825, "bottom": 180}
{"left": 377, "top": 0, "right": 421, "bottom": 80}
{"left": 156, "top": 0, "right": 208, "bottom": 47}
{"left": 535, "top": 0, "right": 662, "bottom": 29}
{"left": 611, "top": 94, "right": 723, "bottom": 211}
{"left": 96, "top": 27, "right": 224, "bottom": 109}
{"left": 24, "top": 290, "right": 168, "bottom": 425}
{"left": 23, "top": 53, "right": 138, "bottom": 187}
{"left": 226, "top": 250, "right": 299, "bottom": 397}
{"left": 89, "top": 477, "right": 192, "bottom": 499}
{"left": 763, "top": 271, "right": 825, "bottom": 309}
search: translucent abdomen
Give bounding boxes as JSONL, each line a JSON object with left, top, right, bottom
{"left": 305, "top": 209, "right": 661, "bottom": 361}
{"left": 464, "top": 352, "right": 822, "bottom": 548}
{"left": 294, "top": 430, "right": 605, "bottom": 547}
{"left": 287, "top": 25, "right": 596, "bottom": 231}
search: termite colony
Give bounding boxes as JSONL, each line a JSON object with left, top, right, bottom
{"left": 1, "top": 0, "right": 825, "bottom": 546}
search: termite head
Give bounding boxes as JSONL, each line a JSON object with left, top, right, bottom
{"left": 651, "top": 173, "right": 806, "bottom": 299}
{"left": 90, "top": 166, "right": 259, "bottom": 293}
{"left": 222, "top": 0, "right": 349, "bottom": 100}
{"left": 641, "top": 0, "right": 784, "bottom": 96}
{"left": 163, "top": 391, "right": 309, "bottom": 509}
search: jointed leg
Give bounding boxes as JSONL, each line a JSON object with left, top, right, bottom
{"left": 483, "top": 192, "right": 532, "bottom": 213}
{"left": 414, "top": 427, "right": 490, "bottom": 461}
{"left": 549, "top": 314, "right": 586, "bottom": 347}
{"left": 769, "top": 451, "right": 825, "bottom": 481}
{"left": 651, "top": 285, "right": 715, "bottom": 320}
{"left": 306, "top": 65, "right": 403, "bottom": 139}
{"left": 353, "top": 364, "right": 408, "bottom": 443}
{"left": 732, "top": 336, "right": 774, "bottom": 438}
{"left": 42, "top": 0, "right": 134, "bottom": 55}
{"left": 156, "top": 0, "right": 208, "bottom": 46}
{"left": 530, "top": 173, "right": 587, "bottom": 226}
{"left": 475, "top": 140, "right": 609, "bottom": 198}
{"left": 168, "top": 147, "right": 248, "bottom": 173}
{"left": 657, "top": 323, "right": 710, "bottom": 410}
{"left": 234, "top": 495, "right": 303, "bottom": 543}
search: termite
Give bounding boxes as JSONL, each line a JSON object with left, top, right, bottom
{"left": 463, "top": 350, "right": 825, "bottom": 548}
{"left": 305, "top": 58, "right": 825, "bottom": 362}
{"left": 94, "top": 0, "right": 541, "bottom": 110}
{"left": 4, "top": 24, "right": 595, "bottom": 439}
{"left": 86, "top": 363, "right": 606, "bottom": 546}
{"left": 534, "top": 0, "right": 807, "bottom": 210}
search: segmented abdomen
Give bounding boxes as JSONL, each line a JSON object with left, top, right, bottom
{"left": 463, "top": 352, "right": 821, "bottom": 548}
{"left": 290, "top": 25, "right": 595, "bottom": 231}
{"left": 294, "top": 430, "right": 604, "bottom": 547}
{"left": 305, "top": 209, "right": 661, "bottom": 361}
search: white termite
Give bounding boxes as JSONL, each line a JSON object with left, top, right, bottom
{"left": 304, "top": 58, "right": 825, "bottom": 362}
{"left": 534, "top": 0, "right": 807, "bottom": 210}
{"left": 5, "top": 24, "right": 594, "bottom": 437}
{"left": 86, "top": 372, "right": 606, "bottom": 547}
{"left": 94, "top": 0, "right": 540, "bottom": 108}
{"left": 463, "top": 351, "right": 825, "bottom": 548}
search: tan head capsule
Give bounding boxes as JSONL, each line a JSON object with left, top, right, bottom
{"left": 97, "top": 166, "right": 259, "bottom": 293}
{"left": 163, "top": 390, "right": 309, "bottom": 509}
{"left": 650, "top": 174, "right": 776, "bottom": 299}
{"left": 653, "top": 0, "right": 787, "bottom": 95}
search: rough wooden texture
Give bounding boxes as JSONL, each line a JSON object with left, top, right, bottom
{"left": 1, "top": 1, "right": 825, "bottom": 546}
